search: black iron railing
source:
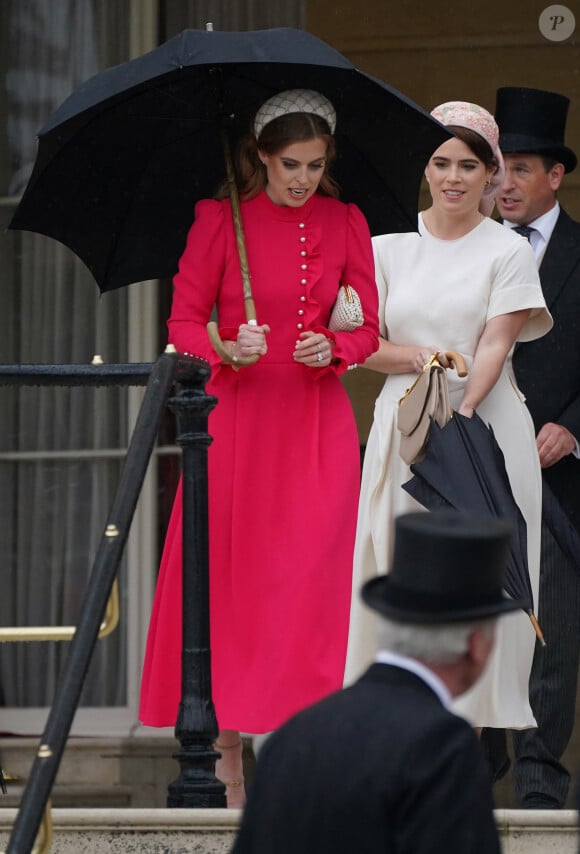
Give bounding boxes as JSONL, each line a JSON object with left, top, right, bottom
{"left": 0, "top": 351, "right": 225, "bottom": 854}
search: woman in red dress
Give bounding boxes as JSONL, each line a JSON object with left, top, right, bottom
{"left": 139, "top": 89, "right": 379, "bottom": 805}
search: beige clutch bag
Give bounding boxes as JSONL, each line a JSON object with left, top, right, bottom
{"left": 397, "top": 351, "right": 467, "bottom": 465}
{"left": 328, "top": 284, "right": 364, "bottom": 332}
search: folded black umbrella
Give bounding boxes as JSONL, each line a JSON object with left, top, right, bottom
{"left": 8, "top": 26, "right": 450, "bottom": 293}
{"left": 402, "top": 411, "right": 545, "bottom": 644}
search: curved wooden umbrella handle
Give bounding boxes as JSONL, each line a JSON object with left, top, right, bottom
{"left": 207, "top": 320, "right": 260, "bottom": 368}
{"left": 443, "top": 350, "right": 468, "bottom": 377}
{"left": 207, "top": 127, "right": 262, "bottom": 369}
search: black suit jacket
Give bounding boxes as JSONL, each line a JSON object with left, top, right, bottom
{"left": 512, "top": 208, "right": 580, "bottom": 532}
{"left": 233, "top": 664, "right": 500, "bottom": 854}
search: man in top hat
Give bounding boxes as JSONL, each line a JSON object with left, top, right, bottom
{"left": 232, "top": 511, "right": 520, "bottom": 854}
{"left": 481, "top": 86, "right": 580, "bottom": 809}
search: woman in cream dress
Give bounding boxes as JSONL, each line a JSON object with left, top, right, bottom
{"left": 346, "top": 102, "right": 552, "bottom": 729}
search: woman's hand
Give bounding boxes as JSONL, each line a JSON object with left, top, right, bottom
{"left": 457, "top": 403, "right": 475, "bottom": 418}
{"left": 228, "top": 323, "right": 271, "bottom": 361}
{"left": 293, "top": 331, "right": 334, "bottom": 367}
{"left": 413, "top": 347, "right": 449, "bottom": 373}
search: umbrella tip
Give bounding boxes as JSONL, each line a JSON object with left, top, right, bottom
{"left": 91, "top": 354, "right": 104, "bottom": 365}
{"left": 205, "top": 22, "right": 214, "bottom": 31}
{"left": 164, "top": 343, "right": 177, "bottom": 354}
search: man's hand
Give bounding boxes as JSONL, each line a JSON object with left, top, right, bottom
{"left": 536, "top": 422, "right": 576, "bottom": 468}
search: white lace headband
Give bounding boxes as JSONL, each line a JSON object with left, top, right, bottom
{"left": 254, "top": 89, "right": 336, "bottom": 138}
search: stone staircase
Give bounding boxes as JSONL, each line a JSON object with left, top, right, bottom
{"left": 0, "top": 737, "right": 578, "bottom": 852}
{"left": 0, "top": 808, "right": 239, "bottom": 853}
{"left": 0, "top": 806, "right": 577, "bottom": 853}
{"left": 0, "top": 736, "right": 182, "bottom": 809}
{"left": 0, "top": 735, "right": 245, "bottom": 851}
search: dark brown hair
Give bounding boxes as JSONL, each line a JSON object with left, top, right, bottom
{"left": 446, "top": 125, "right": 497, "bottom": 171}
{"left": 540, "top": 154, "right": 559, "bottom": 172}
{"left": 216, "top": 112, "right": 339, "bottom": 201}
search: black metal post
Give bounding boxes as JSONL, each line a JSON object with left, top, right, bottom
{"left": 166, "top": 357, "right": 226, "bottom": 807}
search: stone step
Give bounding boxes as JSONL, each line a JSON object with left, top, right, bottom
{"left": 0, "top": 808, "right": 577, "bottom": 853}
{"left": 1, "top": 783, "right": 133, "bottom": 809}
{"left": 0, "top": 808, "right": 238, "bottom": 853}
{"left": 0, "top": 735, "right": 183, "bottom": 808}
{"left": 0, "top": 736, "right": 254, "bottom": 809}
{"left": 0, "top": 735, "right": 256, "bottom": 809}
{"left": 497, "top": 809, "right": 578, "bottom": 853}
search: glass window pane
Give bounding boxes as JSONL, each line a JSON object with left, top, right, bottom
{"left": 0, "top": 1, "right": 131, "bottom": 710}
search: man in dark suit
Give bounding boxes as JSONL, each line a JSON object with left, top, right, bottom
{"left": 481, "top": 86, "right": 580, "bottom": 809}
{"left": 232, "top": 511, "right": 521, "bottom": 854}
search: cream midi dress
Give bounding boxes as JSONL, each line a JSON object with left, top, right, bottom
{"left": 346, "top": 215, "right": 552, "bottom": 728}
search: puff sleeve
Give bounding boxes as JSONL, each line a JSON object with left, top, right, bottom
{"left": 315, "top": 203, "right": 379, "bottom": 376}
{"left": 167, "top": 199, "right": 229, "bottom": 367}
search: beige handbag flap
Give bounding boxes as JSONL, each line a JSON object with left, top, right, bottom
{"left": 397, "top": 357, "right": 453, "bottom": 465}
{"left": 397, "top": 362, "right": 449, "bottom": 436}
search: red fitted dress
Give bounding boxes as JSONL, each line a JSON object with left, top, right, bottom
{"left": 139, "top": 190, "right": 379, "bottom": 733}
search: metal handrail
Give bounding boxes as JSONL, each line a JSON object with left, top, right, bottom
{"left": 0, "top": 800, "right": 52, "bottom": 854}
{"left": 0, "top": 577, "right": 119, "bottom": 643}
{"left": 0, "top": 351, "right": 192, "bottom": 854}
{"left": 30, "top": 801, "right": 51, "bottom": 854}
{"left": 0, "top": 360, "right": 155, "bottom": 650}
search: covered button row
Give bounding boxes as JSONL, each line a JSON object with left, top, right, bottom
{"left": 297, "top": 222, "right": 308, "bottom": 329}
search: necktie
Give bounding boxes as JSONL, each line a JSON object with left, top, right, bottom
{"left": 513, "top": 225, "right": 535, "bottom": 242}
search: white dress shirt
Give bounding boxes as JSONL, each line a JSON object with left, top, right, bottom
{"left": 502, "top": 201, "right": 559, "bottom": 262}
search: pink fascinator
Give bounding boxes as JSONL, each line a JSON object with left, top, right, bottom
{"left": 430, "top": 101, "right": 505, "bottom": 216}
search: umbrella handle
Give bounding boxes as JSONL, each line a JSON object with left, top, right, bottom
{"left": 207, "top": 320, "right": 260, "bottom": 368}
{"left": 442, "top": 351, "right": 468, "bottom": 377}
{"left": 206, "top": 127, "right": 262, "bottom": 369}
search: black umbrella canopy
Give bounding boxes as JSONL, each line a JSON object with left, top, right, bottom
{"left": 402, "top": 412, "right": 545, "bottom": 644}
{"left": 9, "top": 27, "right": 450, "bottom": 292}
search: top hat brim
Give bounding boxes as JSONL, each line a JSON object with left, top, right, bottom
{"left": 361, "top": 574, "right": 524, "bottom": 624}
{"left": 499, "top": 133, "right": 577, "bottom": 173}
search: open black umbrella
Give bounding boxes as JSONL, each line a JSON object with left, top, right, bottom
{"left": 402, "top": 411, "right": 545, "bottom": 645}
{"left": 8, "top": 26, "right": 450, "bottom": 296}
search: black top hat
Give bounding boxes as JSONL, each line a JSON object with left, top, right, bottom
{"left": 362, "top": 511, "right": 523, "bottom": 623}
{"left": 495, "top": 86, "right": 577, "bottom": 173}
